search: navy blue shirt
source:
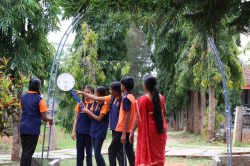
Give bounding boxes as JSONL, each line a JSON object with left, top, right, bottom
{"left": 104, "top": 95, "right": 120, "bottom": 131}
{"left": 75, "top": 101, "right": 93, "bottom": 135}
{"left": 19, "top": 91, "right": 48, "bottom": 135}
{"left": 90, "top": 101, "right": 109, "bottom": 139}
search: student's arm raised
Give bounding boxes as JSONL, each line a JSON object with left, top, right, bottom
{"left": 75, "top": 90, "right": 105, "bottom": 101}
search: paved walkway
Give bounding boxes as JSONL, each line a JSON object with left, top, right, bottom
{"left": 1, "top": 134, "right": 250, "bottom": 164}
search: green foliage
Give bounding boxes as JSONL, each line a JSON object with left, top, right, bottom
{"left": 0, "top": 57, "right": 29, "bottom": 136}
{"left": 58, "top": 0, "right": 248, "bottom": 133}
{"left": 58, "top": 20, "right": 130, "bottom": 132}
{"left": 240, "top": 40, "right": 250, "bottom": 55}
{"left": 68, "top": 0, "right": 250, "bottom": 35}
{"left": 0, "top": 0, "right": 60, "bottom": 82}
{"left": 202, "top": 107, "right": 226, "bottom": 139}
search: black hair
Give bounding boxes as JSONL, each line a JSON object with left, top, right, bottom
{"left": 144, "top": 75, "right": 165, "bottom": 134}
{"left": 96, "top": 86, "right": 107, "bottom": 96}
{"left": 109, "top": 82, "right": 122, "bottom": 114}
{"left": 120, "top": 76, "right": 135, "bottom": 92}
{"left": 28, "top": 78, "right": 41, "bottom": 95}
{"left": 91, "top": 87, "right": 95, "bottom": 94}
{"left": 82, "top": 85, "right": 94, "bottom": 102}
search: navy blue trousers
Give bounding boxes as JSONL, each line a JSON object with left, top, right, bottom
{"left": 77, "top": 133, "right": 92, "bottom": 166}
{"left": 112, "top": 130, "right": 123, "bottom": 165}
{"left": 108, "top": 131, "right": 135, "bottom": 166}
{"left": 20, "top": 134, "right": 39, "bottom": 166}
{"left": 91, "top": 137, "right": 106, "bottom": 166}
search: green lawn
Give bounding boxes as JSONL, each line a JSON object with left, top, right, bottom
{"left": 1, "top": 125, "right": 216, "bottom": 166}
{"left": 36, "top": 125, "right": 114, "bottom": 152}
{"left": 35, "top": 125, "right": 76, "bottom": 152}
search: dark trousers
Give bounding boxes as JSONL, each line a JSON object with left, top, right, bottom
{"left": 77, "top": 133, "right": 92, "bottom": 166}
{"left": 91, "top": 137, "right": 106, "bottom": 166}
{"left": 112, "top": 130, "right": 123, "bottom": 166}
{"left": 20, "top": 134, "right": 39, "bottom": 166}
{"left": 108, "top": 131, "right": 135, "bottom": 166}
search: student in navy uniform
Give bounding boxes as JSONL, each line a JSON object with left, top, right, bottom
{"left": 76, "top": 82, "right": 123, "bottom": 165}
{"left": 80, "top": 86, "right": 110, "bottom": 166}
{"left": 108, "top": 76, "right": 136, "bottom": 166}
{"left": 72, "top": 85, "right": 94, "bottom": 166}
{"left": 19, "top": 78, "right": 53, "bottom": 166}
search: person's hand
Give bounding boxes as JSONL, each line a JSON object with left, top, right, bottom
{"left": 121, "top": 133, "right": 126, "bottom": 144}
{"left": 49, "top": 120, "right": 53, "bottom": 127}
{"left": 71, "top": 131, "right": 76, "bottom": 141}
{"left": 80, "top": 102, "right": 85, "bottom": 108}
{"left": 75, "top": 90, "right": 83, "bottom": 95}
{"left": 129, "top": 133, "right": 134, "bottom": 144}
{"left": 81, "top": 108, "right": 88, "bottom": 113}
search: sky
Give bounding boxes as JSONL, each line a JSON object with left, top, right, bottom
{"left": 239, "top": 35, "right": 250, "bottom": 63}
{"left": 48, "top": 18, "right": 76, "bottom": 44}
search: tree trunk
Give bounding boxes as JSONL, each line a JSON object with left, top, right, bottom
{"left": 171, "top": 114, "right": 174, "bottom": 127}
{"left": 201, "top": 89, "right": 207, "bottom": 136}
{"left": 176, "top": 110, "right": 179, "bottom": 131}
{"left": 82, "top": 24, "right": 88, "bottom": 87}
{"left": 174, "top": 111, "right": 177, "bottom": 131}
{"left": 198, "top": 92, "right": 201, "bottom": 132}
{"left": 11, "top": 85, "right": 23, "bottom": 161}
{"left": 206, "top": 86, "right": 216, "bottom": 142}
{"left": 194, "top": 90, "right": 200, "bottom": 135}
{"left": 180, "top": 108, "right": 183, "bottom": 131}
{"left": 178, "top": 109, "right": 181, "bottom": 131}
{"left": 189, "top": 91, "right": 194, "bottom": 134}
{"left": 185, "top": 104, "right": 189, "bottom": 132}
{"left": 169, "top": 114, "right": 172, "bottom": 127}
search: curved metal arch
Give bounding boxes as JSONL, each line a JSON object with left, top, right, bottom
{"left": 41, "top": 11, "right": 86, "bottom": 164}
{"left": 207, "top": 36, "right": 232, "bottom": 166}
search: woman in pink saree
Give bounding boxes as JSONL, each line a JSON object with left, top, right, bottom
{"left": 129, "top": 75, "right": 167, "bottom": 166}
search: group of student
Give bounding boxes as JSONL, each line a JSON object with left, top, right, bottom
{"left": 19, "top": 75, "right": 168, "bottom": 166}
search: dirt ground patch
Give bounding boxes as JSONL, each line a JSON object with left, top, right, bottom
{"left": 0, "top": 135, "right": 13, "bottom": 155}
{"left": 165, "top": 162, "right": 188, "bottom": 166}
{"left": 242, "top": 132, "right": 250, "bottom": 144}
{"left": 165, "top": 162, "right": 210, "bottom": 166}
{"left": 0, "top": 135, "right": 13, "bottom": 147}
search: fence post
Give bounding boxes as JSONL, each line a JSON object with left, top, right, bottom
{"left": 233, "top": 106, "right": 243, "bottom": 144}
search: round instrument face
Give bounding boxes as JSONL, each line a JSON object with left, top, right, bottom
{"left": 56, "top": 73, "right": 76, "bottom": 91}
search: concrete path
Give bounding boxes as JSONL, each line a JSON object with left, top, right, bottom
{"left": 1, "top": 133, "right": 250, "bottom": 164}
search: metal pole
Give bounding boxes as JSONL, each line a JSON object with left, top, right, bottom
{"left": 123, "top": 144, "right": 127, "bottom": 166}
{"left": 206, "top": 36, "right": 232, "bottom": 166}
{"left": 41, "top": 11, "right": 86, "bottom": 165}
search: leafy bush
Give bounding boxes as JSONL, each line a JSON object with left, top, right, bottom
{"left": 0, "top": 57, "right": 29, "bottom": 136}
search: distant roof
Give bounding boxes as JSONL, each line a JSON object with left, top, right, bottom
{"left": 243, "top": 66, "right": 250, "bottom": 86}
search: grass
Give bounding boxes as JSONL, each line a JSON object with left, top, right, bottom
{"left": 0, "top": 124, "right": 114, "bottom": 156}
{"left": 234, "top": 141, "right": 250, "bottom": 147}
{"left": 168, "top": 127, "right": 226, "bottom": 148}
{"left": 35, "top": 125, "right": 76, "bottom": 152}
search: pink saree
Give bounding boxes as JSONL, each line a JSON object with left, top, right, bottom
{"left": 135, "top": 95, "right": 167, "bottom": 166}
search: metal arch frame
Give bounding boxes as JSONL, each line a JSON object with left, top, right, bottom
{"left": 41, "top": 11, "right": 86, "bottom": 165}
{"left": 42, "top": 10, "right": 233, "bottom": 166}
{"left": 207, "top": 36, "right": 232, "bottom": 166}
{"left": 184, "top": 9, "right": 232, "bottom": 166}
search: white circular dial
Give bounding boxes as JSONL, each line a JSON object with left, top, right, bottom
{"left": 56, "top": 73, "right": 76, "bottom": 91}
